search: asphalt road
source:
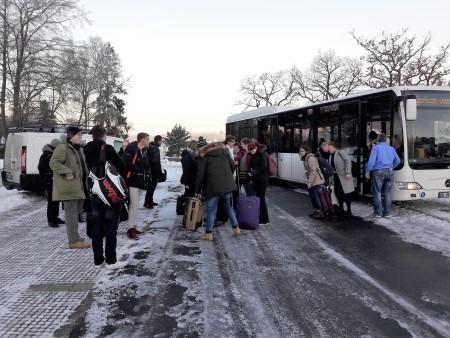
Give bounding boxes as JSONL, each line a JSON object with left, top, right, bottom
{"left": 73, "top": 184, "right": 450, "bottom": 338}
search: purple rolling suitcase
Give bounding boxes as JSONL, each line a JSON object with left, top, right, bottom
{"left": 318, "top": 185, "right": 332, "bottom": 214}
{"left": 237, "top": 195, "right": 260, "bottom": 229}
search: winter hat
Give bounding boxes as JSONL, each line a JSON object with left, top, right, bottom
{"left": 67, "top": 126, "right": 81, "bottom": 139}
{"left": 197, "top": 136, "right": 208, "bottom": 149}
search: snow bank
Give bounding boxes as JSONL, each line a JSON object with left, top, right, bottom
{"left": 0, "top": 188, "right": 28, "bottom": 213}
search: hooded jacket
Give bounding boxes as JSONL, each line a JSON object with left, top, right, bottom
{"left": 49, "top": 140, "right": 88, "bottom": 201}
{"left": 38, "top": 144, "right": 56, "bottom": 175}
{"left": 194, "top": 142, "right": 237, "bottom": 199}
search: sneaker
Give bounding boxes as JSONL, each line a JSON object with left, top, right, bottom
{"left": 312, "top": 210, "right": 325, "bottom": 219}
{"left": 383, "top": 213, "right": 392, "bottom": 218}
{"left": 143, "top": 203, "right": 154, "bottom": 209}
{"left": 55, "top": 218, "right": 65, "bottom": 225}
{"left": 372, "top": 213, "right": 382, "bottom": 218}
{"left": 127, "top": 228, "right": 140, "bottom": 240}
{"left": 94, "top": 263, "right": 105, "bottom": 269}
{"left": 105, "top": 261, "right": 128, "bottom": 270}
{"left": 69, "top": 240, "right": 91, "bottom": 249}
{"left": 48, "top": 220, "right": 60, "bottom": 228}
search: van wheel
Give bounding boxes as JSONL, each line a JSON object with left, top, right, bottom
{"left": 3, "top": 181, "right": 14, "bottom": 190}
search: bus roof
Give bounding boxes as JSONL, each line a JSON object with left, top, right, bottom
{"left": 227, "top": 85, "right": 450, "bottom": 123}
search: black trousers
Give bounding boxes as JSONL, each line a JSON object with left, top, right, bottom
{"left": 46, "top": 183, "right": 60, "bottom": 222}
{"left": 253, "top": 180, "right": 269, "bottom": 224}
{"left": 90, "top": 197, "right": 122, "bottom": 265}
{"left": 144, "top": 175, "right": 159, "bottom": 205}
{"left": 333, "top": 174, "right": 352, "bottom": 212}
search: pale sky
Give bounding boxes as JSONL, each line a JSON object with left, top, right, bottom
{"left": 76, "top": 0, "right": 450, "bottom": 136}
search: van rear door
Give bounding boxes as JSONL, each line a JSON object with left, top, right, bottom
{"left": 4, "top": 133, "right": 27, "bottom": 184}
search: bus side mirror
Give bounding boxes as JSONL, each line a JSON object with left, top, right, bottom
{"left": 405, "top": 98, "right": 417, "bottom": 121}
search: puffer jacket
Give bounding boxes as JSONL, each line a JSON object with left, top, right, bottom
{"left": 49, "top": 140, "right": 88, "bottom": 201}
{"left": 194, "top": 142, "right": 237, "bottom": 199}
{"left": 304, "top": 153, "right": 325, "bottom": 188}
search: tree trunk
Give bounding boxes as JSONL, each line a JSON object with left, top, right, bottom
{"left": 0, "top": 0, "right": 8, "bottom": 136}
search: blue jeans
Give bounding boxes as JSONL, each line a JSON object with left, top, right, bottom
{"left": 308, "top": 185, "right": 322, "bottom": 210}
{"left": 371, "top": 168, "right": 393, "bottom": 216}
{"left": 206, "top": 192, "right": 238, "bottom": 232}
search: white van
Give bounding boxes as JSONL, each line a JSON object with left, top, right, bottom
{"left": 1, "top": 131, "right": 123, "bottom": 192}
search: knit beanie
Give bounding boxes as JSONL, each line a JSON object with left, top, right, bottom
{"left": 67, "top": 126, "right": 81, "bottom": 139}
{"left": 197, "top": 136, "right": 208, "bottom": 149}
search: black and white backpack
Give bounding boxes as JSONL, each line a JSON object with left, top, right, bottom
{"left": 89, "top": 145, "right": 128, "bottom": 206}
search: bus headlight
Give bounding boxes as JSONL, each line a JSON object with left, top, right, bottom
{"left": 395, "top": 182, "right": 423, "bottom": 190}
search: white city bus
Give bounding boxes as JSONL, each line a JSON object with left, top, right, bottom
{"left": 227, "top": 86, "right": 450, "bottom": 201}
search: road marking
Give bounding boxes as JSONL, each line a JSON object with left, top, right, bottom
{"left": 271, "top": 204, "right": 450, "bottom": 337}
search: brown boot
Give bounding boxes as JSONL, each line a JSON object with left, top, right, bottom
{"left": 200, "top": 232, "right": 213, "bottom": 241}
{"left": 127, "top": 228, "right": 139, "bottom": 240}
{"left": 233, "top": 226, "right": 241, "bottom": 237}
{"left": 69, "top": 240, "right": 91, "bottom": 249}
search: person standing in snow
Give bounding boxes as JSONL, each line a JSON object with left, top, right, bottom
{"left": 38, "top": 138, "right": 64, "bottom": 228}
{"left": 122, "top": 132, "right": 151, "bottom": 239}
{"left": 84, "top": 125, "right": 127, "bottom": 269}
{"left": 195, "top": 142, "right": 240, "bottom": 241}
{"left": 247, "top": 142, "right": 270, "bottom": 224}
{"left": 144, "top": 135, "right": 163, "bottom": 209}
{"left": 180, "top": 140, "right": 198, "bottom": 197}
{"left": 50, "top": 127, "right": 90, "bottom": 249}
{"left": 365, "top": 133, "right": 401, "bottom": 218}
{"left": 300, "top": 145, "right": 325, "bottom": 219}
{"left": 327, "top": 141, "right": 354, "bottom": 216}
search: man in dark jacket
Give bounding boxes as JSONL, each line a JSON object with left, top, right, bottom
{"left": 180, "top": 140, "right": 198, "bottom": 197}
{"left": 195, "top": 142, "right": 240, "bottom": 241}
{"left": 144, "top": 135, "right": 163, "bottom": 208}
{"left": 122, "top": 132, "right": 151, "bottom": 239}
{"left": 38, "top": 138, "right": 64, "bottom": 228}
{"left": 84, "top": 126, "right": 127, "bottom": 269}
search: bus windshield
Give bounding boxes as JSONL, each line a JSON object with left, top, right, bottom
{"left": 405, "top": 90, "right": 450, "bottom": 169}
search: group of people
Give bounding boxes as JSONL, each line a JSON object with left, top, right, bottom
{"left": 301, "top": 132, "right": 401, "bottom": 219}
{"left": 38, "top": 126, "right": 164, "bottom": 269}
{"left": 180, "top": 135, "right": 270, "bottom": 241}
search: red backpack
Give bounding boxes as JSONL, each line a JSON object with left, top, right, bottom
{"left": 268, "top": 155, "right": 277, "bottom": 176}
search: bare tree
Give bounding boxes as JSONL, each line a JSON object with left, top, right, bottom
{"left": 293, "top": 50, "right": 362, "bottom": 103}
{"left": 6, "top": 0, "right": 85, "bottom": 125}
{"left": 351, "top": 29, "right": 450, "bottom": 88}
{"left": 0, "top": 0, "right": 10, "bottom": 136}
{"left": 237, "top": 69, "right": 298, "bottom": 109}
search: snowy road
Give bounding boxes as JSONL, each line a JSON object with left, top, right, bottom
{"left": 1, "top": 165, "right": 450, "bottom": 337}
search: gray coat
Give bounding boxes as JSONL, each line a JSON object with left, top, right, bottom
{"left": 332, "top": 149, "right": 355, "bottom": 194}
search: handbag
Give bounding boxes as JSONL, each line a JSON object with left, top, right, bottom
{"left": 158, "top": 169, "right": 167, "bottom": 183}
{"left": 89, "top": 145, "right": 128, "bottom": 206}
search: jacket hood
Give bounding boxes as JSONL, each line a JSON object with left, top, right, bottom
{"left": 42, "top": 144, "right": 55, "bottom": 153}
{"left": 198, "top": 142, "right": 225, "bottom": 158}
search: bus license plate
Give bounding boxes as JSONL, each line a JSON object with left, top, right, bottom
{"left": 438, "top": 192, "right": 450, "bottom": 198}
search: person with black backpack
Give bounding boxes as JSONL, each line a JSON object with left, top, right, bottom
{"left": 84, "top": 126, "right": 127, "bottom": 269}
